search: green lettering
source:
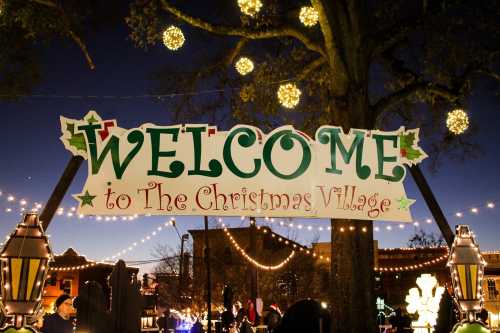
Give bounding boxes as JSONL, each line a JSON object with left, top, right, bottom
{"left": 146, "top": 127, "right": 184, "bottom": 178}
{"left": 372, "top": 134, "right": 404, "bottom": 182}
{"left": 317, "top": 127, "right": 370, "bottom": 179}
{"left": 223, "top": 127, "right": 261, "bottom": 178}
{"left": 263, "top": 130, "right": 311, "bottom": 180}
{"left": 78, "top": 123, "right": 144, "bottom": 180}
{"left": 186, "top": 126, "right": 222, "bottom": 177}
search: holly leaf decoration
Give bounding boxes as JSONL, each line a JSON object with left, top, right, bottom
{"left": 66, "top": 122, "right": 87, "bottom": 152}
{"left": 399, "top": 132, "right": 422, "bottom": 161}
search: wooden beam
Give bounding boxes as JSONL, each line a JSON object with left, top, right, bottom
{"left": 409, "top": 165, "right": 454, "bottom": 247}
{"left": 40, "top": 156, "right": 84, "bottom": 231}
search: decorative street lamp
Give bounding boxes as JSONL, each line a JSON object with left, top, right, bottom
{"left": 0, "top": 213, "right": 53, "bottom": 332}
{"left": 448, "top": 225, "right": 490, "bottom": 333}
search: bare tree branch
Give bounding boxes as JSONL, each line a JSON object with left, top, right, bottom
{"left": 225, "top": 38, "right": 249, "bottom": 66}
{"left": 297, "top": 57, "right": 327, "bottom": 81}
{"left": 29, "top": 0, "right": 95, "bottom": 69}
{"left": 370, "top": 19, "right": 421, "bottom": 57}
{"left": 30, "top": 0, "right": 57, "bottom": 8}
{"left": 477, "top": 68, "right": 500, "bottom": 82}
{"left": 372, "top": 81, "right": 459, "bottom": 119}
{"left": 159, "top": 0, "right": 326, "bottom": 57}
{"left": 67, "top": 30, "right": 96, "bottom": 70}
{"left": 373, "top": 45, "right": 500, "bottom": 120}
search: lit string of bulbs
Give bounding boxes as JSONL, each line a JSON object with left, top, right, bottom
{"left": 219, "top": 217, "right": 453, "bottom": 272}
{"left": 41, "top": 216, "right": 500, "bottom": 273}
{"left": 221, "top": 222, "right": 295, "bottom": 271}
{"left": 0, "top": 188, "right": 139, "bottom": 222}
{"left": 49, "top": 218, "right": 178, "bottom": 271}
{"left": 374, "top": 252, "right": 449, "bottom": 272}
{"left": 255, "top": 199, "right": 498, "bottom": 235}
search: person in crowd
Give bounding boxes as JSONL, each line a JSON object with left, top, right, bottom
{"left": 247, "top": 300, "right": 256, "bottom": 325}
{"left": 240, "top": 316, "right": 253, "bottom": 333}
{"left": 235, "top": 301, "right": 245, "bottom": 325}
{"left": 264, "top": 304, "right": 282, "bottom": 333}
{"left": 190, "top": 318, "right": 203, "bottom": 333}
{"left": 41, "top": 294, "right": 75, "bottom": 333}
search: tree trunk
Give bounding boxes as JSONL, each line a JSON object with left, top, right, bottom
{"left": 330, "top": 219, "right": 375, "bottom": 333}
{"left": 329, "top": 87, "right": 375, "bottom": 332}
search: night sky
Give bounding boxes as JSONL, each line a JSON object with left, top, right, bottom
{"left": 1, "top": 16, "right": 499, "bottom": 274}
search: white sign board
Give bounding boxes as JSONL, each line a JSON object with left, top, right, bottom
{"left": 60, "top": 111, "right": 427, "bottom": 222}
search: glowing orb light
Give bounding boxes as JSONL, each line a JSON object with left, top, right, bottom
{"left": 162, "top": 26, "right": 185, "bottom": 51}
{"left": 277, "top": 83, "right": 301, "bottom": 109}
{"left": 446, "top": 109, "right": 469, "bottom": 135}
{"left": 299, "top": 7, "right": 319, "bottom": 27}
{"left": 235, "top": 57, "right": 254, "bottom": 76}
{"left": 237, "top": 0, "right": 263, "bottom": 16}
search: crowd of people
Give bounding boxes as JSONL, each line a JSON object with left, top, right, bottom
{"left": 156, "top": 300, "right": 283, "bottom": 333}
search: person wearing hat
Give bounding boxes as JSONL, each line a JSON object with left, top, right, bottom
{"left": 41, "top": 294, "right": 75, "bottom": 333}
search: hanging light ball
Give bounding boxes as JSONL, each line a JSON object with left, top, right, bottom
{"left": 446, "top": 109, "right": 469, "bottom": 135}
{"left": 237, "top": 0, "right": 263, "bottom": 16}
{"left": 162, "top": 26, "right": 185, "bottom": 51}
{"left": 277, "top": 83, "right": 301, "bottom": 109}
{"left": 235, "top": 57, "right": 254, "bottom": 76}
{"left": 299, "top": 6, "right": 319, "bottom": 27}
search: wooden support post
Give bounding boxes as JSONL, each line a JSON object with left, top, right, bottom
{"left": 409, "top": 165, "right": 454, "bottom": 247}
{"left": 40, "top": 156, "right": 84, "bottom": 231}
{"left": 204, "top": 216, "right": 212, "bottom": 333}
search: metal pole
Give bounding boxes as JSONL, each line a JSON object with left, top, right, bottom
{"left": 179, "top": 234, "right": 188, "bottom": 304}
{"left": 204, "top": 216, "right": 212, "bottom": 333}
{"left": 409, "top": 165, "right": 454, "bottom": 246}
{"left": 40, "top": 156, "right": 84, "bottom": 231}
{"left": 249, "top": 217, "right": 258, "bottom": 322}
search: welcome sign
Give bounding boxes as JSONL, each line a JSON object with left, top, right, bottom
{"left": 61, "top": 111, "right": 427, "bottom": 222}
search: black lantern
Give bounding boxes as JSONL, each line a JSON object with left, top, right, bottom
{"left": 0, "top": 213, "right": 53, "bottom": 330}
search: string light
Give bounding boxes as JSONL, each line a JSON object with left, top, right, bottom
{"left": 223, "top": 227, "right": 294, "bottom": 270}
{"left": 162, "top": 26, "right": 185, "bottom": 51}
{"left": 106, "top": 218, "right": 176, "bottom": 261}
{"left": 235, "top": 57, "right": 254, "bottom": 76}
{"left": 277, "top": 83, "right": 301, "bottom": 108}
{"left": 0, "top": 188, "right": 139, "bottom": 222}
{"left": 257, "top": 198, "right": 499, "bottom": 235}
{"left": 236, "top": 219, "right": 458, "bottom": 271}
{"left": 299, "top": 6, "right": 319, "bottom": 27}
{"left": 50, "top": 262, "right": 101, "bottom": 272}
{"left": 374, "top": 253, "right": 449, "bottom": 272}
{"left": 446, "top": 109, "right": 469, "bottom": 135}
{"left": 237, "top": 0, "right": 262, "bottom": 16}
{"left": 48, "top": 219, "right": 178, "bottom": 271}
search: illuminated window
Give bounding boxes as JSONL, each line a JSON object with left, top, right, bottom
{"left": 61, "top": 279, "right": 72, "bottom": 295}
{"left": 487, "top": 280, "right": 498, "bottom": 300}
